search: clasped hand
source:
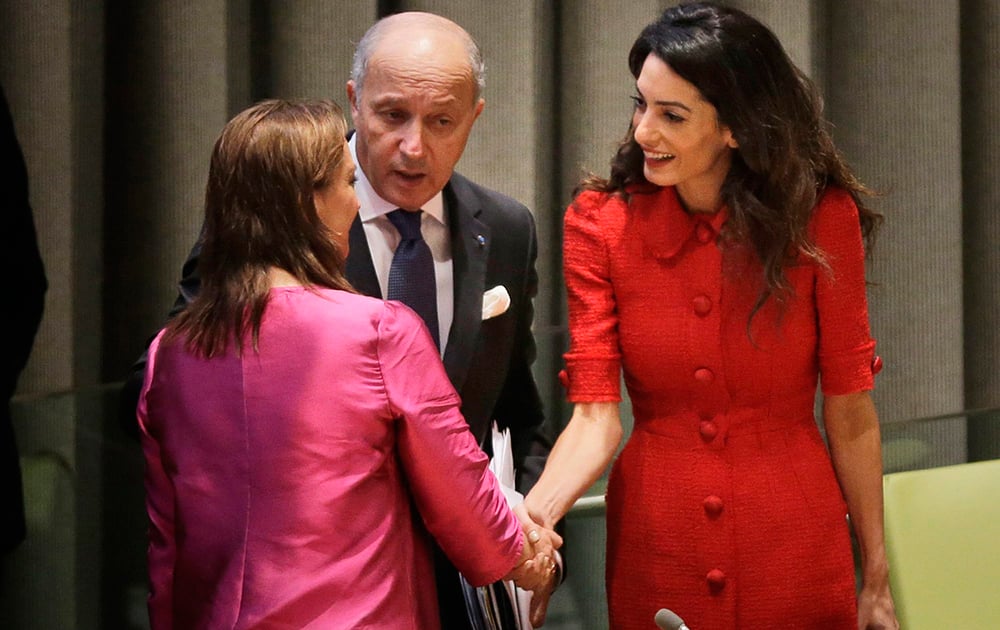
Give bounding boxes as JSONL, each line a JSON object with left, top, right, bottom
{"left": 502, "top": 504, "right": 562, "bottom": 591}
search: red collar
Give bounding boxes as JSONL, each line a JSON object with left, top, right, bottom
{"left": 629, "top": 187, "right": 728, "bottom": 260}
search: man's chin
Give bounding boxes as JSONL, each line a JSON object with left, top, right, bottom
{"left": 384, "top": 182, "right": 436, "bottom": 211}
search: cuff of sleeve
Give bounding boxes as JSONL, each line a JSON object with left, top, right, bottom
{"left": 563, "top": 356, "right": 622, "bottom": 402}
{"left": 820, "top": 340, "right": 877, "bottom": 396}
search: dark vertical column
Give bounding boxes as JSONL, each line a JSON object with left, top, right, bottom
{"left": 103, "top": 1, "right": 230, "bottom": 378}
{"left": 0, "top": 2, "right": 76, "bottom": 394}
{"left": 0, "top": 2, "right": 82, "bottom": 627}
{"left": 962, "top": 0, "right": 1000, "bottom": 460}
{"left": 259, "top": 1, "right": 374, "bottom": 102}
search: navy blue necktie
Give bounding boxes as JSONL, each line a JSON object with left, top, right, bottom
{"left": 386, "top": 209, "right": 440, "bottom": 349}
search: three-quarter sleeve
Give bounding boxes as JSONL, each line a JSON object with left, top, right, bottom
{"left": 137, "top": 332, "right": 175, "bottom": 630}
{"left": 813, "top": 188, "right": 878, "bottom": 396}
{"left": 562, "top": 191, "right": 623, "bottom": 402}
{"left": 377, "top": 302, "right": 522, "bottom": 586}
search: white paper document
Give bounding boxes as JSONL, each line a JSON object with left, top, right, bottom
{"left": 487, "top": 421, "right": 533, "bottom": 630}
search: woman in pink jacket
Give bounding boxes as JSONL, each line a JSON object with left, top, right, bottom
{"left": 137, "top": 99, "right": 547, "bottom": 629}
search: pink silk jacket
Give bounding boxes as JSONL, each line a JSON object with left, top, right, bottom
{"left": 138, "top": 287, "right": 522, "bottom": 629}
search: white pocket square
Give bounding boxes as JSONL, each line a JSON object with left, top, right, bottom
{"left": 482, "top": 285, "right": 511, "bottom": 320}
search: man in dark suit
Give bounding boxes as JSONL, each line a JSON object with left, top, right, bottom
{"left": 344, "top": 18, "right": 561, "bottom": 625}
{"left": 1, "top": 83, "right": 47, "bottom": 555}
{"left": 125, "top": 11, "right": 561, "bottom": 628}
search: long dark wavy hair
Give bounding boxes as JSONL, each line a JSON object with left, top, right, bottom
{"left": 580, "top": 2, "right": 881, "bottom": 314}
{"left": 165, "top": 99, "right": 356, "bottom": 358}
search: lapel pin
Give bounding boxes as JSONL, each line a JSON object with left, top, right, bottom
{"left": 476, "top": 234, "right": 486, "bottom": 247}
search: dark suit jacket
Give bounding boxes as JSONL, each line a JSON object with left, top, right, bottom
{"left": 348, "top": 173, "right": 551, "bottom": 628}
{"left": 1, "top": 84, "right": 47, "bottom": 553}
{"left": 346, "top": 172, "right": 548, "bottom": 484}
{"left": 122, "top": 169, "right": 552, "bottom": 627}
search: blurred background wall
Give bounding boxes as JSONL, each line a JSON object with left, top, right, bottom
{"left": 1, "top": 0, "right": 997, "bottom": 628}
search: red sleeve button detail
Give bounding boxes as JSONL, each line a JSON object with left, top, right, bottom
{"left": 871, "top": 355, "right": 883, "bottom": 375}
{"left": 558, "top": 369, "right": 570, "bottom": 390}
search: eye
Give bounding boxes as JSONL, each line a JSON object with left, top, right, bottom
{"left": 629, "top": 94, "right": 646, "bottom": 111}
{"left": 380, "top": 109, "right": 406, "bottom": 122}
{"left": 664, "top": 111, "right": 685, "bottom": 123}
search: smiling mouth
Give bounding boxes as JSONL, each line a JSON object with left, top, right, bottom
{"left": 644, "top": 151, "right": 675, "bottom": 161}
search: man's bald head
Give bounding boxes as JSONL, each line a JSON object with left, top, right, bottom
{"left": 351, "top": 12, "right": 485, "bottom": 102}
{"left": 345, "top": 12, "right": 487, "bottom": 211}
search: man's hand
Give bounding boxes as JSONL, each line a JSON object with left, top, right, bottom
{"left": 528, "top": 562, "right": 559, "bottom": 626}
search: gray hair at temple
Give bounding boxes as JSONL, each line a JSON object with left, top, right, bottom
{"left": 350, "top": 12, "right": 486, "bottom": 102}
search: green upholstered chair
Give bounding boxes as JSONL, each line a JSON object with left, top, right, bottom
{"left": 882, "top": 459, "right": 1000, "bottom": 629}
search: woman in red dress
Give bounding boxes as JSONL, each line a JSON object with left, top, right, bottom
{"left": 524, "top": 3, "right": 899, "bottom": 628}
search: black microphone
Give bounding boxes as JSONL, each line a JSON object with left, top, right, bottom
{"left": 654, "top": 608, "right": 691, "bottom": 630}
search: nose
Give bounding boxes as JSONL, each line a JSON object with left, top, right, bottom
{"left": 399, "top": 121, "right": 426, "bottom": 161}
{"left": 633, "top": 108, "right": 656, "bottom": 146}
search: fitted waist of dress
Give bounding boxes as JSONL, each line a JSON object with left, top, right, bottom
{"left": 632, "top": 404, "right": 821, "bottom": 448}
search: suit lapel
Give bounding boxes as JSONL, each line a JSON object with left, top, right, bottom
{"left": 443, "top": 178, "right": 488, "bottom": 393}
{"left": 345, "top": 178, "right": 486, "bottom": 394}
{"left": 345, "top": 216, "right": 382, "bottom": 298}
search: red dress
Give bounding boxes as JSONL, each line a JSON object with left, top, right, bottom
{"left": 563, "top": 186, "right": 878, "bottom": 629}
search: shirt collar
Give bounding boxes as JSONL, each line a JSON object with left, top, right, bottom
{"left": 348, "top": 135, "right": 446, "bottom": 226}
{"left": 630, "top": 186, "right": 728, "bottom": 260}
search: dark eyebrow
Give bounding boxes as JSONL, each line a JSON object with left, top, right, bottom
{"left": 653, "top": 100, "right": 692, "bottom": 112}
{"left": 633, "top": 87, "right": 693, "bottom": 113}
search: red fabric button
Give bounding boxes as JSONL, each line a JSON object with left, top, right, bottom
{"left": 706, "top": 569, "right": 727, "bottom": 592}
{"left": 694, "top": 367, "right": 714, "bottom": 383}
{"left": 558, "top": 369, "right": 570, "bottom": 389}
{"left": 871, "top": 355, "right": 883, "bottom": 375}
{"left": 695, "top": 222, "right": 714, "bottom": 244}
{"left": 692, "top": 295, "right": 712, "bottom": 316}
{"left": 699, "top": 420, "right": 718, "bottom": 441}
{"left": 703, "top": 495, "right": 724, "bottom": 518}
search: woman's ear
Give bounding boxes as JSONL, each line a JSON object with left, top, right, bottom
{"left": 725, "top": 128, "right": 739, "bottom": 149}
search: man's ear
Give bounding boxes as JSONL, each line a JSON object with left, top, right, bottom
{"left": 346, "top": 80, "right": 359, "bottom": 115}
{"left": 473, "top": 97, "right": 485, "bottom": 122}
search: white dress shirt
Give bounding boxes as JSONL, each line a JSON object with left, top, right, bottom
{"left": 348, "top": 135, "right": 454, "bottom": 352}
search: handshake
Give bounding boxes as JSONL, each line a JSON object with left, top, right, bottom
{"left": 504, "top": 503, "right": 563, "bottom": 589}
{"left": 488, "top": 424, "right": 562, "bottom": 625}
{"left": 499, "top": 504, "right": 564, "bottom": 626}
